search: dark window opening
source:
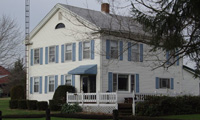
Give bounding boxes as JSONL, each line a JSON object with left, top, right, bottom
{"left": 55, "top": 23, "right": 65, "bottom": 29}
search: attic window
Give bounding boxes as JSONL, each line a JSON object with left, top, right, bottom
{"left": 55, "top": 23, "right": 65, "bottom": 29}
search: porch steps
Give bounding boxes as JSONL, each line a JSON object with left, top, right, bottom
{"left": 118, "top": 103, "right": 132, "bottom": 116}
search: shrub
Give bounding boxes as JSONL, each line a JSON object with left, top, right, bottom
{"left": 9, "top": 100, "right": 18, "bottom": 109}
{"left": 10, "top": 85, "right": 25, "bottom": 100}
{"left": 27, "top": 100, "right": 38, "bottom": 110}
{"left": 61, "top": 103, "right": 82, "bottom": 114}
{"left": 18, "top": 99, "right": 27, "bottom": 109}
{"left": 49, "top": 100, "right": 61, "bottom": 111}
{"left": 53, "top": 85, "right": 75, "bottom": 104}
{"left": 37, "top": 101, "right": 48, "bottom": 110}
{"left": 136, "top": 95, "right": 200, "bottom": 116}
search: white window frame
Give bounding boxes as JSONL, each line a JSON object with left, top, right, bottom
{"left": 34, "top": 48, "right": 40, "bottom": 64}
{"left": 83, "top": 41, "right": 91, "bottom": 59}
{"left": 33, "top": 77, "right": 39, "bottom": 93}
{"left": 131, "top": 43, "right": 140, "bottom": 62}
{"left": 49, "top": 46, "right": 56, "bottom": 63}
{"left": 65, "top": 43, "right": 72, "bottom": 61}
{"left": 65, "top": 75, "right": 72, "bottom": 85}
{"left": 113, "top": 73, "right": 132, "bottom": 92}
{"left": 159, "top": 78, "right": 170, "bottom": 89}
{"left": 48, "top": 75, "right": 55, "bottom": 92}
{"left": 110, "top": 40, "right": 118, "bottom": 59}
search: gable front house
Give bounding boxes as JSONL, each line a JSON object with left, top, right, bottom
{"left": 27, "top": 3, "right": 199, "bottom": 102}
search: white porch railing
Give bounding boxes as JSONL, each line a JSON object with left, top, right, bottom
{"left": 67, "top": 91, "right": 180, "bottom": 115}
{"left": 67, "top": 92, "right": 118, "bottom": 108}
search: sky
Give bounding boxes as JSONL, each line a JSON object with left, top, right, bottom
{"left": 0, "top": 0, "right": 195, "bottom": 68}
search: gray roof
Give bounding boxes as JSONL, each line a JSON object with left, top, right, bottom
{"left": 0, "top": 75, "right": 8, "bottom": 79}
{"left": 59, "top": 4, "right": 145, "bottom": 34}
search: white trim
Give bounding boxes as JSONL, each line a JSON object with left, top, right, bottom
{"left": 48, "top": 46, "right": 56, "bottom": 63}
{"left": 64, "top": 43, "right": 72, "bottom": 61}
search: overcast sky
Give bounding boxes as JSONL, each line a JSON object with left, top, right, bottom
{"left": 0, "top": 0, "right": 195, "bottom": 68}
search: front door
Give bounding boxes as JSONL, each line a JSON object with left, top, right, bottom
{"left": 82, "top": 76, "right": 89, "bottom": 93}
{"left": 81, "top": 75, "right": 96, "bottom": 93}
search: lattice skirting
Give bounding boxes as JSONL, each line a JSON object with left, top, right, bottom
{"left": 81, "top": 105, "right": 116, "bottom": 114}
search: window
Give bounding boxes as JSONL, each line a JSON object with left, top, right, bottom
{"left": 65, "top": 44, "right": 72, "bottom": 61}
{"left": 131, "top": 43, "right": 139, "bottom": 62}
{"left": 65, "top": 75, "right": 72, "bottom": 85}
{"left": 113, "top": 74, "right": 129, "bottom": 92}
{"left": 49, "top": 76, "right": 55, "bottom": 92}
{"left": 83, "top": 41, "right": 90, "bottom": 59}
{"left": 131, "top": 75, "right": 135, "bottom": 92}
{"left": 49, "top": 46, "right": 55, "bottom": 63}
{"left": 169, "top": 50, "right": 175, "bottom": 64}
{"left": 110, "top": 41, "right": 118, "bottom": 59}
{"left": 34, "top": 77, "right": 39, "bottom": 93}
{"left": 118, "top": 74, "right": 129, "bottom": 91}
{"left": 55, "top": 23, "right": 65, "bottom": 29}
{"left": 34, "top": 49, "right": 40, "bottom": 64}
{"left": 159, "top": 78, "right": 170, "bottom": 89}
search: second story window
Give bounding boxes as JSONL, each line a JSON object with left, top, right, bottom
{"left": 34, "top": 49, "right": 40, "bottom": 64}
{"left": 49, "top": 76, "right": 55, "bottom": 92}
{"left": 65, "top": 75, "right": 72, "bottom": 85}
{"left": 110, "top": 40, "right": 118, "bottom": 59}
{"left": 65, "top": 44, "right": 72, "bottom": 61}
{"left": 49, "top": 46, "right": 55, "bottom": 63}
{"left": 34, "top": 77, "right": 39, "bottom": 93}
{"left": 83, "top": 41, "right": 90, "bottom": 59}
{"left": 131, "top": 43, "right": 139, "bottom": 62}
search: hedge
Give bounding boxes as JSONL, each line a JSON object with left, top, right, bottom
{"left": 27, "top": 100, "right": 38, "bottom": 110}
{"left": 136, "top": 95, "right": 200, "bottom": 116}
{"left": 18, "top": 100, "right": 27, "bottom": 109}
{"left": 9, "top": 100, "right": 18, "bottom": 109}
{"left": 37, "top": 101, "right": 48, "bottom": 110}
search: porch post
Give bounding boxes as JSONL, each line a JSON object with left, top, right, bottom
{"left": 97, "top": 91, "right": 99, "bottom": 106}
{"left": 66, "top": 92, "right": 68, "bottom": 103}
{"left": 81, "top": 91, "right": 84, "bottom": 106}
{"left": 115, "top": 91, "right": 118, "bottom": 109}
{"left": 132, "top": 90, "right": 135, "bottom": 115}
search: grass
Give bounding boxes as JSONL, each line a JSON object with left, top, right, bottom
{"left": 0, "top": 98, "right": 46, "bottom": 115}
{"left": 160, "top": 114, "right": 200, "bottom": 120}
{"left": 4, "top": 117, "right": 97, "bottom": 120}
{"left": 0, "top": 98, "right": 110, "bottom": 120}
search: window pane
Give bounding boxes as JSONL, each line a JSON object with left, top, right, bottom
{"left": 65, "top": 44, "right": 72, "bottom": 61}
{"left": 160, "top": 78, "right": 170, "bottom": 88}
{"left": 83, "top": 42, "right": 90, "bottom": 59}
{"left": 118, "top": 74, "right": 128, "bottom": 91}
{"left": 65, "top": 75, "right": 71, "bottom": 85}
{"left": 34, "top": 77, "right": 39, "bottom": 92}
{"left": 110, "top": 41, "right": 118, "bottom": 59}
{"left": 34, "top": 49, "right": 40, "bottom": 64}
{"left": 49, "top": 76, "right": 55, "bottom": 92}
{"left": 113, "top": 74, "right": 117, "bottom": 92}
{"left": 131, "top": 75, "right": 135, "bottom": 92}
{"left": 131, "top": 43, "right": 139, "bottom": 62}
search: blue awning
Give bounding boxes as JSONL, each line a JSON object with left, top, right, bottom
{"left": 68, "top": 64, "right": 97, "bottom": 75}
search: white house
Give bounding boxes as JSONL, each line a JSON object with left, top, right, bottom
{"left": 26, "top": 3, "right": 200, "bottom": 107}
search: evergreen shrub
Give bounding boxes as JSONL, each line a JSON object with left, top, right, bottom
{"left": 10, "top": 85, "right": 25, "bottom": 100}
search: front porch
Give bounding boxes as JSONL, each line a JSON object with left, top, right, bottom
{"left": 67, "top": 91, "right": 180, "bottom": 114}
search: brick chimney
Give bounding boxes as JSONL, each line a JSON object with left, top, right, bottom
{"left": 101, "top": 3, "right": 109, "bottom": 13}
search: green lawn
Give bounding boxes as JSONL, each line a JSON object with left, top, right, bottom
{"left": 0, "top": 98, "right": 46, "bottom": 115}
{"left": 160, "top": 114, "right": 200, "bottom": 120}
{"left": 2, "top": 118, "right": 89, "bottom": 120}
{"left": 0, "top": 98, "right": 110, "bottom": 120}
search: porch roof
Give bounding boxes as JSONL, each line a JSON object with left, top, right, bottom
{"left": 68, "top": 64, "right": 97, "bottom": 75}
